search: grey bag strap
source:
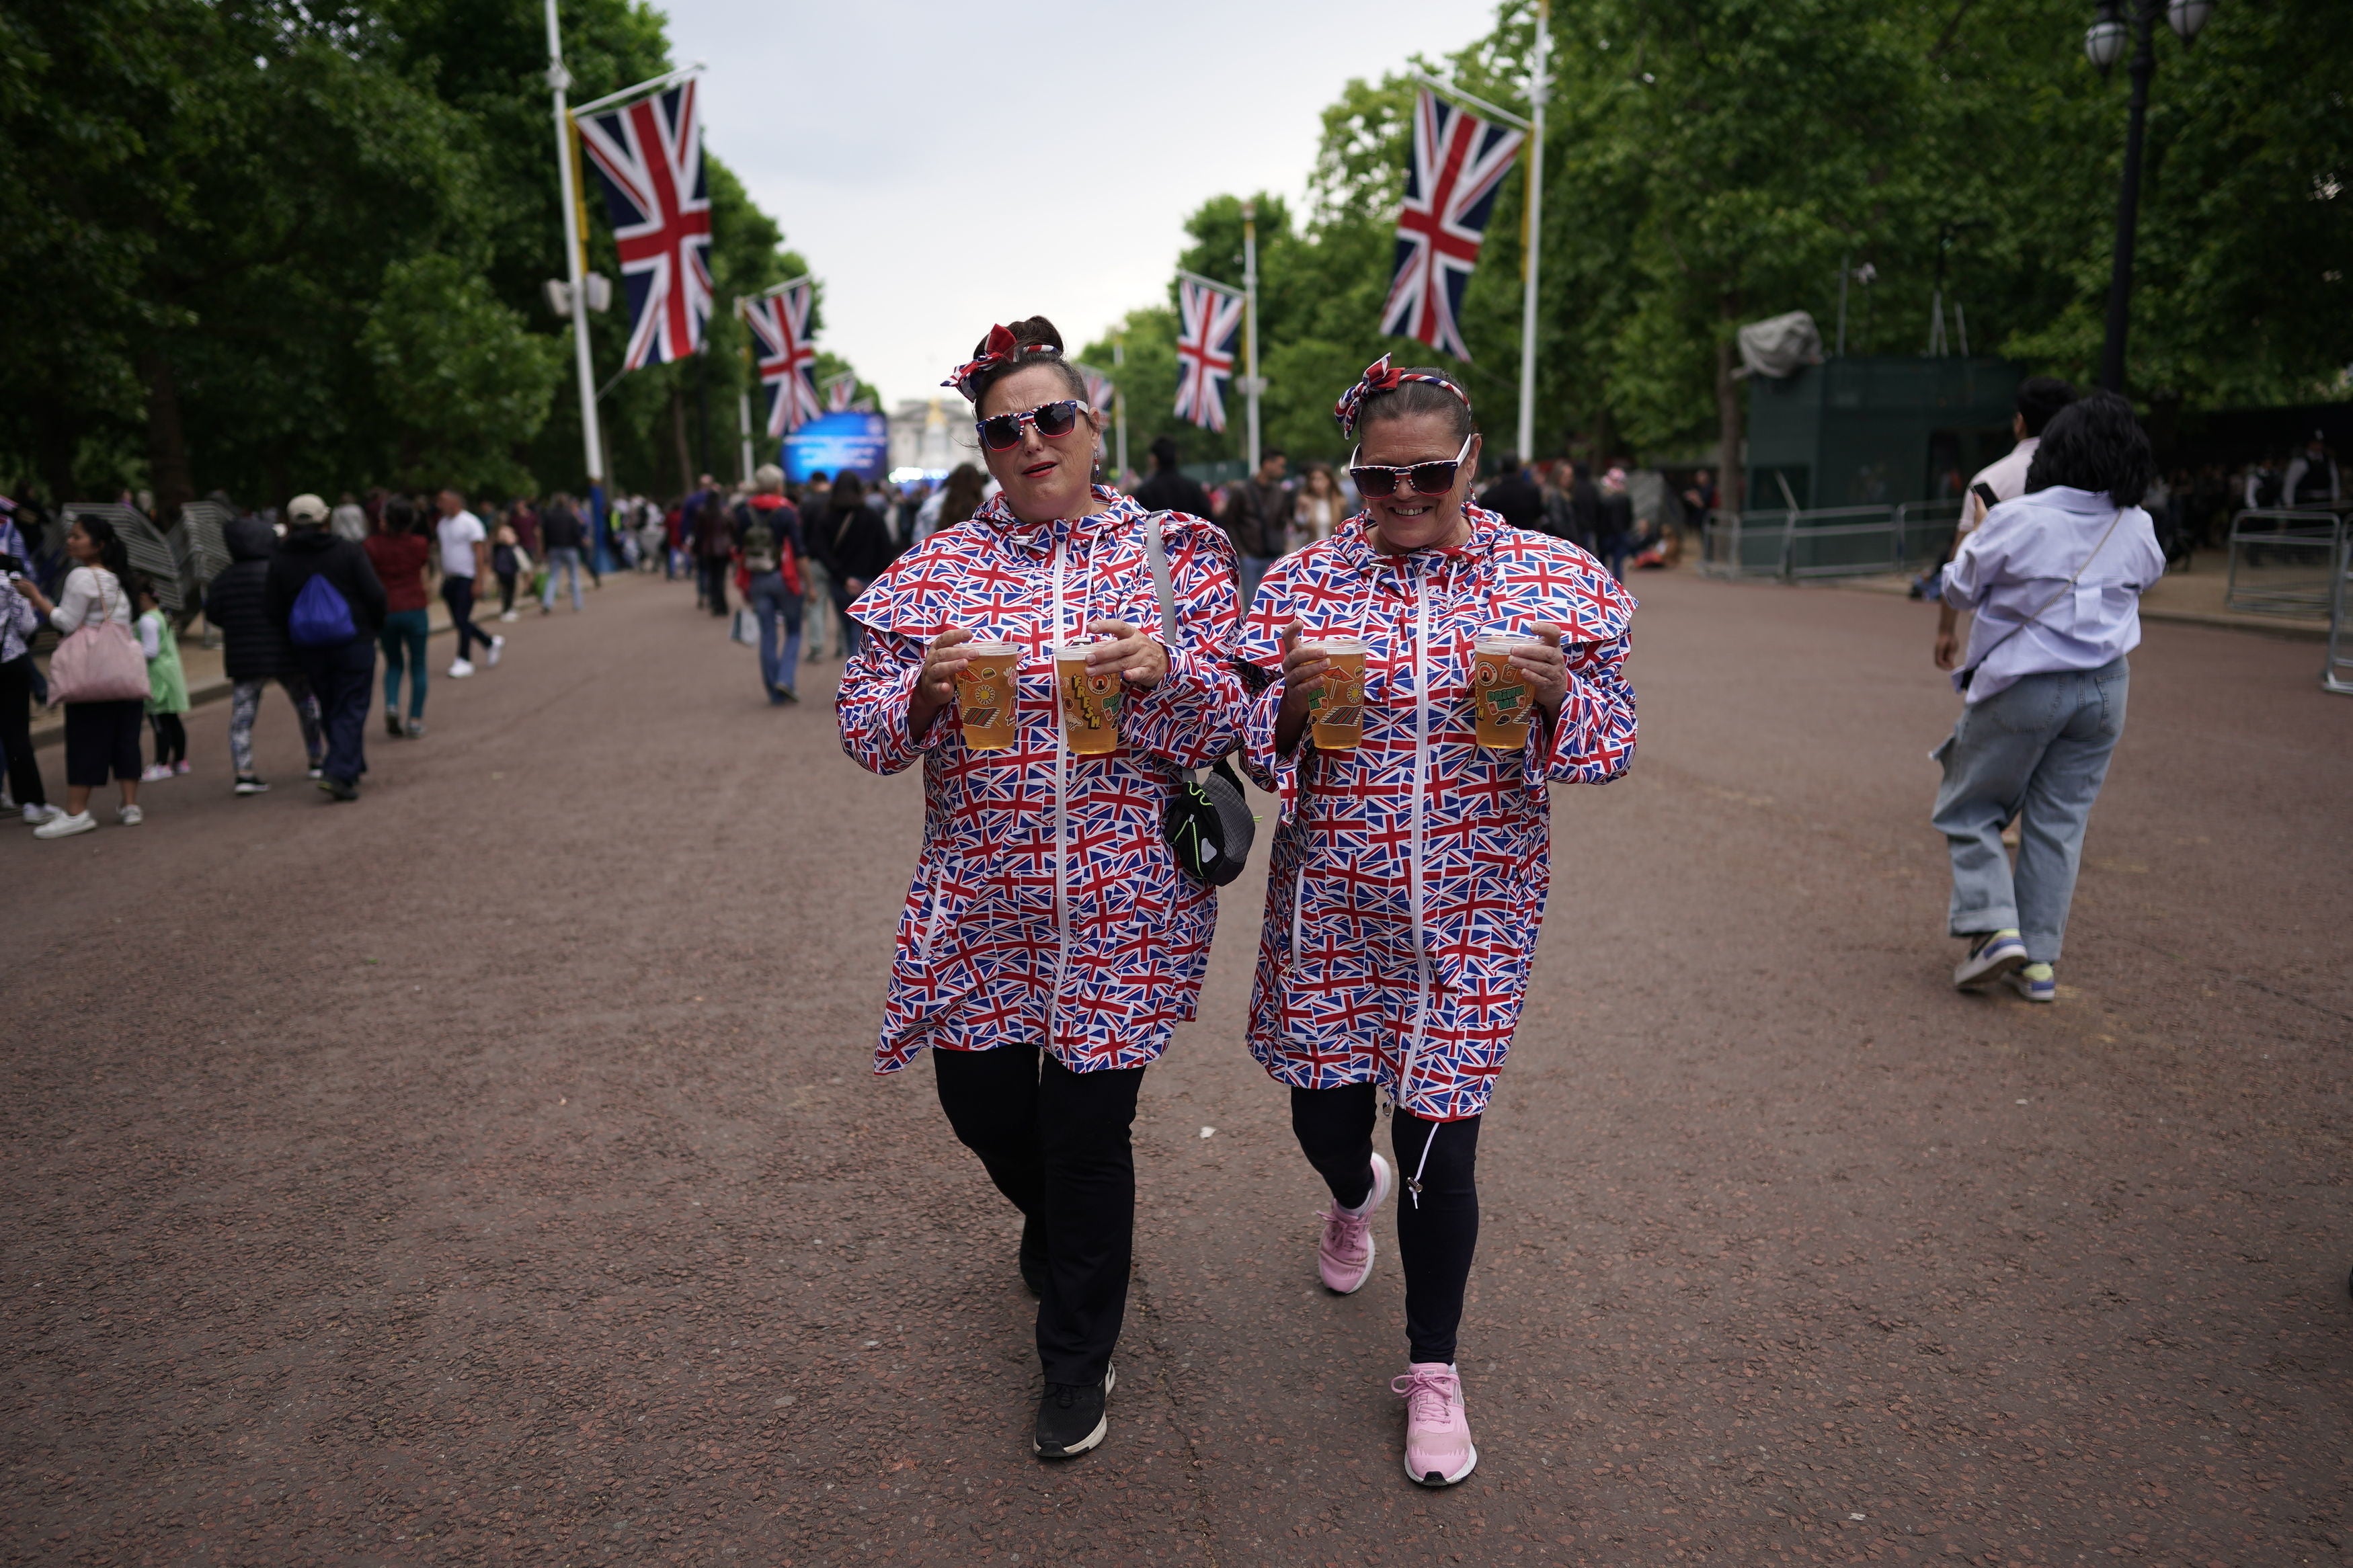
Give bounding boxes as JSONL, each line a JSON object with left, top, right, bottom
{"left": 1140, "top": 509, "right": 1197, "bottom": 782}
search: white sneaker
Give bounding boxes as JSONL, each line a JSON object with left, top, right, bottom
{"left": 118, "top": 803, "right": 143, "bottom": 826}
{"left": 141, "top": 764, "right": 172, "bottom": 782}
{"left": 485, "top": 635, "right": 506, "bottom": 668}
{"left": 33, "top": 809, "right": 95, "bottom": 839}
{"left": 448, "top": 658, "right": 476, "bottom": 678}
{"left": 21, "top": 802, "right": 61, "bottom": 825}
{"left": 498, "top": 609, "right": 520, "bottom": 622}
{"left": 307, "top": 765, "right": 324, "bottom": 780}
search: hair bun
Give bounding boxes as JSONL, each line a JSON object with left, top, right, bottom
{"left": 1004, "top": 316, "right": 1063, "bottom": 356}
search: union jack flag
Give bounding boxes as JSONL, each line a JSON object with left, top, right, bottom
{"left": 740, "top": 281, "right": 821, "bottom": 437}
{"left": 577, "top": 82, "right": 713, "bottom": 370}
{"left": 824, "top": 372, "right": 872, "bottom": 413}
{"left": 1173, "top": 277, "right": 1244, "bottom": 433}
{"left": 1379, "top": 88, "right": 1525, "bottom": 363}
{"left": 1076, "top": 363, "right": 1117, "bottom": 416}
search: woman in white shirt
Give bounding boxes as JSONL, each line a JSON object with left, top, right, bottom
{"left": 13, "top": 518, "right": 147, "bottom": 837}
{"left": 1933, "top": 393, "right": 2167, "bottom": 1001}
{"left": 1292, "top": 462, "right": 1343, "bottom": 546}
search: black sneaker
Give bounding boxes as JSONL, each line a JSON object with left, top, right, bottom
{"left": 1019, "top": 1214, "right": 1047, "bottom": 1298}
{"left": 319, "top": 776, "right": 359, "bottom": 802}
{"left": 1034, "top": 1365, "right": 1113, "bottom": 1460}
{"left": 385, "top": 712, "right": 403, "bottom": 739}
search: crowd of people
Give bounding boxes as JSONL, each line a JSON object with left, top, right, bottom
{"left": 0, "top": 484, "right": 601, "bottom": 833}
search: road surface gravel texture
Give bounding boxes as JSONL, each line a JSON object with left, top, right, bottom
{"left": 3, "top": 569, "right": 2347, "bottom": 1567}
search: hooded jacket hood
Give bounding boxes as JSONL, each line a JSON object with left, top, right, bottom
{"left": 226, "top": 516, "right": 278, "bottom": 563}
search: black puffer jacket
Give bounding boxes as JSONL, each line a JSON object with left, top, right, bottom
{"left": 203, "top": 518, "right": 296, "bottom": 681}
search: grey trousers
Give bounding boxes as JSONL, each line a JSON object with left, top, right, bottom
{"left": 1930, "top": 657, "right": 2129, "bottom": 964}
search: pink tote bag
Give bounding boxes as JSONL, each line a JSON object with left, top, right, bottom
{"left": 46, "top": 575, "right": 150, "bottom": 705}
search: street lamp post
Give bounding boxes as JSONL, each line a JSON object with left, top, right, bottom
{"left": 2085, "top": 0, "right": 2215, "bottom": 393}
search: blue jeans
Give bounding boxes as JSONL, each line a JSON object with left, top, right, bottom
{"left": 379, "top": 608, "right": 429, "bottom": 718}
{"left": 542, "top": 546, "right": 586, "bottom": 611}
{"left": 747, "top": 572, "right": 802, "bottom": 696}
{"left": 1930, "top": 657, "right": 2129, "bottom": 964}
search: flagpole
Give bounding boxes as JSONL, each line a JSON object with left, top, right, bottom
{"left": 737, "top": 336, "right": 755, "bottom": 483}
{"left": 1113, "top": 331, "right": 1128, "bottom": 487}
{"left": 545, "top": 0, "right": 605, "bottom": 530}
{"left": 1517, "top": 0, "right": 1548, "bottom": 464}
{"left": 1241, "top": 201, "right": 1262, "bottom": 474}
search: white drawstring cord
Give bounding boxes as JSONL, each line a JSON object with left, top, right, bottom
{"left": 1048, "top": 534, "right": 1070, "bottom": 1044}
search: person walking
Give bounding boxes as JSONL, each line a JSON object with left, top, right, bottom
{"left": 691, "top": 476, "right": 733, "bottom": 619}
{"left": 914, "top": 462, "right": 988, "bottom": 548}
{"left": 735, "top": 464, "right": 803, "bottom": 704}
{"left": 364, "top": 497, "right": 434, "bottom": 741}
{"left": 540, "top": 494, "right": 589, "bottom": 613}
{"left": 1236, "top": 356, "right": 1637, "bottom": 1487}
{"left": 1220, "top": 449, "right": 1293, "bottom": 611}
{"left": 206, "top": 514, "right": 326, "bottom": 791}
{"left": 1932, "top": 392, "right": 2166, "bottom": 1002}
{"left": 1293, "top": 462, "right": 1344, "bottom": 546}
{"left": 1133, "top": 435, "right": 1213, "bottom": 519}
{"left": 813, "top": 474, "right": 892, "bottom": 661}
{"left": 491, "top": 517, "right": 524, "bottom": 622}
{"left": 1595, "top": 465, "right": 1636, "bottom": 581}
{"left": 1474, "top": 453, "right": 1544, "bottom": 533}
{"left": 134, "top": 578, "right": 190, "bottom": 779}
{"left": 837, "top": 317, "right": 1244, "bottom": 1461}
{"left": 0, "top": 544, "right": 57, "bottom": 823}
{"left": 1931, "top": 377, "right": 2077, "bottom": 657}
{"left": 19, "top": 516, "right": 147, "bottom": 837}
{"left": 329, "top": 492, "right": 368, "bottom": 543}
{"left": 268, "top": 493, "right": 387, "bottom": 801}
{"left": 434, "top": 489, "right": 502, "bottom": 677}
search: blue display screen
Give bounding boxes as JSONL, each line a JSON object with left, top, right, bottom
{"left": 785, "top": 412, "right": 890, "bottom": 483}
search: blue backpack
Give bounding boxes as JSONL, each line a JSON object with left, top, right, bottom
{"left": 289, "top": 572, "right": 356, "bottom": 648}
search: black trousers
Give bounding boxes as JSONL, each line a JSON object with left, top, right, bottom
{"left": 1291, "top": 1083, "right": 1482, "bottom": 1365}
{"left": 0, "top": 653, "right": 47, "bottom": 806}
{"left": 441, "top": 575, "right": 495, "bottom": 660}
{"left": 149, "top": 711, "right": 186, "bottom": 767}
{"left": 699, "top": 554, "right": 730, "bottom": 616}
{"left": 294, "top": 636, "right": 376, "bottom": 786}
{"left": 933, "top": 1044, "right": 1144, "bottom": 1387}
{"left": 63, "top": 700, "right": 144, "bottom": 788}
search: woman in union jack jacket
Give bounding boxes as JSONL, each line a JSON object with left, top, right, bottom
{"left": 1236, "top": 358, "right": 1636, "bottom": 1487}
{"left": 836, "top": 317, "right": 1244, "bottom": 1461}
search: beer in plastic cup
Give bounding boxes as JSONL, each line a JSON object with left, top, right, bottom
{"left": 1471, "top": 634, "right": 1535, "bottom": 749}
{"left": 953, "top": 641, "right": 1023, "bottom": 751}
{"left": 1306, "top": 636, "right": 1369, "bottom": 751}
{"left": 1053, "top": 641, "right": 1123, "bottom": 755}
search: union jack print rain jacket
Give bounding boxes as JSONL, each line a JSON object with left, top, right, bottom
{"left": 1236, "top": 507, "right": 1636, "bottom": 1121}
{"left": 839, "top": 488, "right": 1246, "bottom": 1075}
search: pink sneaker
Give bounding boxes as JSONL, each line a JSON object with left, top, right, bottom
{"left": 1317, "top": 1152, "right": 1391, "bottom": 1294}
{"left": 1392, "top": 1362, "right": 1478, "bottom": 1486}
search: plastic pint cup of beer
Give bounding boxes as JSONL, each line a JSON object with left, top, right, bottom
{"left": 1052, "top": 642, "right": 1123, "bottom": 756}
{"left": 1306, "top": 635, "right": 1369, "bottom": 751}
{"left": 953, "top": 641, "right": 1022, "bottom": 752}
{"left": 1470, "top": 634, "right": 1536, "bottom": 749}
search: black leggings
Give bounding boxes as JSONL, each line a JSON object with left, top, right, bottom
{"left": 1291, "top": 1082, "right": 1481, "bottom": 1365}
{"left": 932, "top": 1044, "right": 1144, "bottom": 1386}
{"left": 149, "top": 712, "right": 186, "bottom": 768}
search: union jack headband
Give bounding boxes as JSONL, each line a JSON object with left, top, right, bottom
{"left": 1332, "top": 354, "right": 1469, "bottom": 437}
{"left": 943, "top": 323, "right": 1063, "bottom": 403}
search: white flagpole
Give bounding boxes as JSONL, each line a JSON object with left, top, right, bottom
{"left": 1113, "top": 332, "right": 1128, "bottom": 487}
{"left": 546, "top": 0, "right": 604, "bottom": 502}
{"left": 1242, "top": 201, "right": 1262, "bottom": 474}
{"left": 1517, "top": 0, "right": 1549, "bottom": 463}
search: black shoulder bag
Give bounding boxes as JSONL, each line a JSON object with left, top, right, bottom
{"left": 1141, "top": 511, "right": 1256, "bottom": 885}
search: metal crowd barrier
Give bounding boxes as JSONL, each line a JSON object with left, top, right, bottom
{"left": 1700, "top": 499, "right": 1962, "bottom": 582}
{"left": 2224, "top": 509, "right": 2344, "bottom": 618}
{"left": 2325, "top": 528, "right": 2353, "bottom": 696}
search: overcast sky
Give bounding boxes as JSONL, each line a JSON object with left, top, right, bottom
{"left": 657, "top": 0, "right": 1501, "bottom": 407}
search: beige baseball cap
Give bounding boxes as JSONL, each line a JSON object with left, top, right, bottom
{"left": 286, "top": 493, "right": 330, "bottom": 526}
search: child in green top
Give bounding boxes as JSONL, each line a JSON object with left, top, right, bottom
{"left": 136, "top": 576, "right": 191, "bottom": 780}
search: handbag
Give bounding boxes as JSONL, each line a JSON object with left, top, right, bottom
{"left": 1141, "top": 510, "right": 1257, "bottom": 885}
{"left": 46, "top": 574, "right": 149, "bottom": 706}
